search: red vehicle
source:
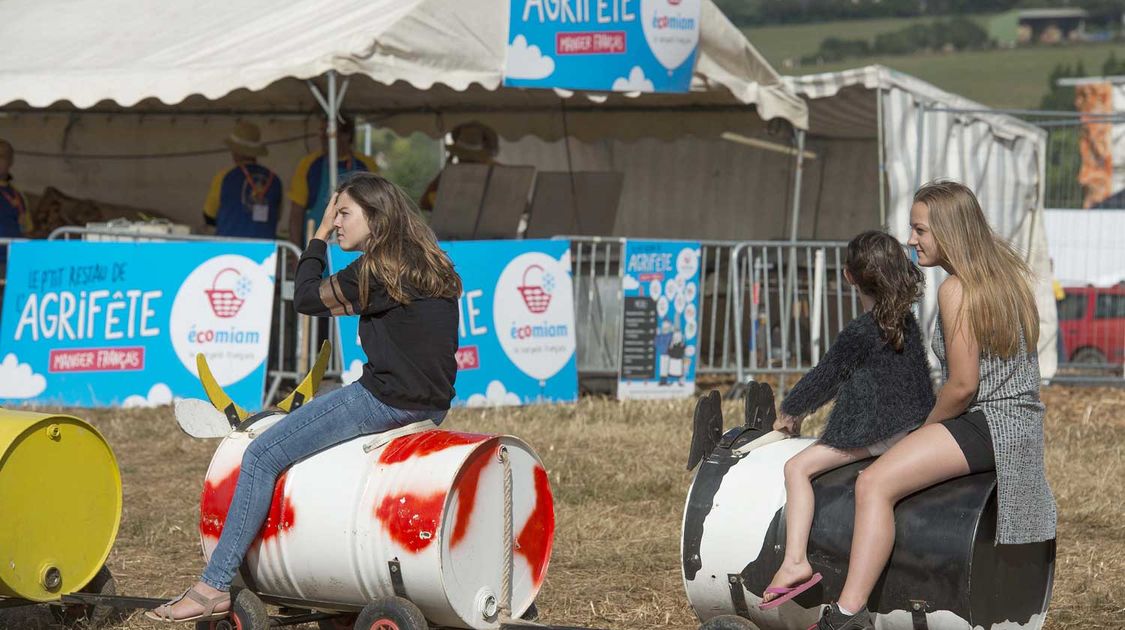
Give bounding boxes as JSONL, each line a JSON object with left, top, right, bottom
{"left": 1058, "top": 285, "right": 1125, "bottom": 366}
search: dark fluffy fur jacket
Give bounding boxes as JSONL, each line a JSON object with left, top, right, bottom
{"left": 780, "top": 311, "right": 935, "bottom": 450}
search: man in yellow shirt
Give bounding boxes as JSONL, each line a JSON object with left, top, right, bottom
{"left": 288, "top": 118, "right": 377, "bottom": 245}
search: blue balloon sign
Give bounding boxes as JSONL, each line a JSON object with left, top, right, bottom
{"left": 617, "top": 239, "right": 701, "bottom": 399}
{"left": 504, "top": 0, "right": 702, "bottom": 93}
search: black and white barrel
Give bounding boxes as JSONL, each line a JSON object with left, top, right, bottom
{"left": 681, "top": 426, "right": 1055, "bottom": 630}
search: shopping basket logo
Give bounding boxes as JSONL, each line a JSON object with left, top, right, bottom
{"left": 517, "top": 264, "right": 555, "bottom": 314}
{"left": 204, "top": 267, "right": 251, "bottom": 318}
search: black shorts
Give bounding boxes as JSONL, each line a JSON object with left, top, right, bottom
{"left": 940, "top": 409, "right": 996, "bottom": 474}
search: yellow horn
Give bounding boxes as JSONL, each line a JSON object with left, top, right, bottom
{"left": 196, "top": 354, "right": 249, "bottom": 426}
{"left": 277, "top": 340, "right": 332, "bottom": 413}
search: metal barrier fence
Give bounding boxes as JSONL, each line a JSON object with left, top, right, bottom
{"left": 564, "top": 237, "right": 859, "bottom": 390}
{"left": 44, "top": 227, "right": 336, "bottom": 405}
{"left": 729, "top": 241, "right": 858, "bottom": 384}
{"left": 11, "top": 230, "right": 1111, "bottom": 398}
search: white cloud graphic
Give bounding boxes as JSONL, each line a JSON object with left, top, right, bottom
{"left": 259, "top": 251, "right": 277, "bottom": 281}
{"left": 507, "top": 35, "right": 555, "bottom": 80}
{"left": 0, "top": 353, "right": 47, "bottom": 399}
{"left": 123, "top": 383, "right": 174, "bottom": 408}
{"left": 558, "top": 248, "right": 571, "bottom": 270}
{"left": 612, "top": 66, "right": 655, "bottom": 93}
{"left": 467, "top": 380, "right": 521, "bottom": 407}
{"left": 622, "top": 275, "right": 640, "bottom": 291}
{"left": 341, "top": 359, "right": 364, "bottom": 385}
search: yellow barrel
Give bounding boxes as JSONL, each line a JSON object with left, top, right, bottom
{"left": 0, "top": 408, "right": 121, "bottom": 601}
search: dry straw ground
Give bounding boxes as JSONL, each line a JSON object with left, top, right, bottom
{"left": 2, "top": 384, "right": 1122, "bottom": 629}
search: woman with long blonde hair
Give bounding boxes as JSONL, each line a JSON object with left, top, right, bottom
{"left": 148, "top": 172, "right": 462, "bottom": 623}
{"left": 809, "top": 181, "right": 1056, "bottom": 630}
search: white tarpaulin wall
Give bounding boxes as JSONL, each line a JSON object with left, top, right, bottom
{"left": 0, "top": 0, "right": 806, "bottom": 227}
{"left": 1045, "top": 208, "right": 1125, "bottom": 286}
{"left": 788, "top": 65, "right": 1057, "bottom": 378}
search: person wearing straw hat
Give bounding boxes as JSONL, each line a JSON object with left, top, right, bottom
{"left": 419, "top": 121, "right": 500, "bottom": 214}
{"left": 202, "top": 121, "right": 284, "bottom": 239}
{"left": 288, "top": 117, "right": 378, "bottom": 246}
{"left": 0, "top": 139, "right": 32, "bottom": 238}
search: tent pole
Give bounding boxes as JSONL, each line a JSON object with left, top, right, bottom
{"left": 559, "top": 97, "right": 583, "bottom": 234}
{"left": 783, "top": 129, "right": 806, "bottom": 391}
{"left": 876, "top": 86, "right": 887, "bottom": 227}
{"left": 913, "top": 102, "right": 927, "bottom": 192}
{"left": 327, "top": 70, "right": 339, "bottom": 195}
{"left": 789, "top": 129, "right": 806, "bottom": 244}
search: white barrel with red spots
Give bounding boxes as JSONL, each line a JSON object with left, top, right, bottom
{"left": 198, "top": 416, "right": 555, "bottom": 629}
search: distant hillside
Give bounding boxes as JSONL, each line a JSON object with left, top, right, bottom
{"left": 743, "top": 18, "right": 1125, "bottom": 109}
{"left": 743, "top": 15, "right": 992, "bottom": 68}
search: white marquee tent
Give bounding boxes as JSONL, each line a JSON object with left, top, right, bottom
{"left": 0, "top": 0, "right": 806, "bottom": 226}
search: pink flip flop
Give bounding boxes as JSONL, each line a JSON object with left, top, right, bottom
{"left": 758, "top": 572, "right": 823, "bottom": 610}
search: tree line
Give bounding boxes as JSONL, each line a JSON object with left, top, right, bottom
{"left": 802, "top": 17, "right": 992, "bottom": 65}
{"left": 716, "top": 0, "right": 1123, "bottom": 27}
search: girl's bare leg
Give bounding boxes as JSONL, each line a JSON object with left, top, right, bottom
{"left": 836, "top": 424, "right": 970, "bottom": 612}
{"left": 762, "top": 443, "right": 867, "bottom": 603}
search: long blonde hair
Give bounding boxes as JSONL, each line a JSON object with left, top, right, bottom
{"left": 337, "top": 172, "right": 462, "bottom": 307}
{"left": 914, "top": 181, "right": 1038, "bottom": 357}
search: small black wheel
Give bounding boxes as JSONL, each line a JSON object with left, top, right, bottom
{"left": 1072, "top": 347, "right": 1106, "bottom": 365}
{"left": 50, "top": 565, "right": 118, "bottom": 627}
{"left": 194, "top": 589, "right": 269, "bottom": 630}
{"left": 319, "top": 614, "right": 357, "bottom": 630}
{"left": 699, "top": 614, "right": 760, "bottom": 630}
{"left": 354, "top": 596, "right": 428, "bottom": 630}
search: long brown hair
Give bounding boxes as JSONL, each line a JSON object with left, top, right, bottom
{"left": 336, "top": 172, "right": 462, "bottom": 306}
{"left": 913, "top": 180, "right": 1039, "bottom": 357}
{"left": 845, "top": 230, "right": 924, "bottom": 351}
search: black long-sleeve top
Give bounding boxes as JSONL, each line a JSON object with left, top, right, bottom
{"left": 780, "top": 311, "right": 935, "bottom": 449}
{"left": 294, "top": 239, "right": 458, "bottom": 410}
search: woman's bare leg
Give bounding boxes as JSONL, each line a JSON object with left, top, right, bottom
{"left": 763, "top": 443, "right": 867, "bottom": 603}
{"left": 836, "top": 424, "right": 970, "bottom": 613}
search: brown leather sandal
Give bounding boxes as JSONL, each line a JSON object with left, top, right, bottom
{"left": 144, "top": 586, "right": 231, "bottom": 623}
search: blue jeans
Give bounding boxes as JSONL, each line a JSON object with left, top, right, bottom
{"left": 201, "top": 382, "right": 446, "bottom": 590}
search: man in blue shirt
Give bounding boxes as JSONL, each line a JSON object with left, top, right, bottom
{"left": 0, "top": 140, "right": 32, "bottom": 238}
{"left": 287, "top": 117, "right": 377, "bottom": 246}
{"left": 203, "top": 122, "right": 284, "bottom": 239}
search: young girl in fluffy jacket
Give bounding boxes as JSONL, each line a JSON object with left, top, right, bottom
{"left": 759, "top": 230, "right": 934, "bottom": 613}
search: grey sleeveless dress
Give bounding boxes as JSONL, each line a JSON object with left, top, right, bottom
{"left": 933, "top": 312, "right": 1057, "bottom": 545}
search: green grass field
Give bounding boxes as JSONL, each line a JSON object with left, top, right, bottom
{"left": 744, "top": 16, "right": 978, "bottom": 69}
{"left": 744, "top": 18, "right": 1125, "bottom": 109}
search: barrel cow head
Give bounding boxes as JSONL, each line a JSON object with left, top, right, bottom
{"left": 174, "top": 341, "right": 332, "bottom": 439}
